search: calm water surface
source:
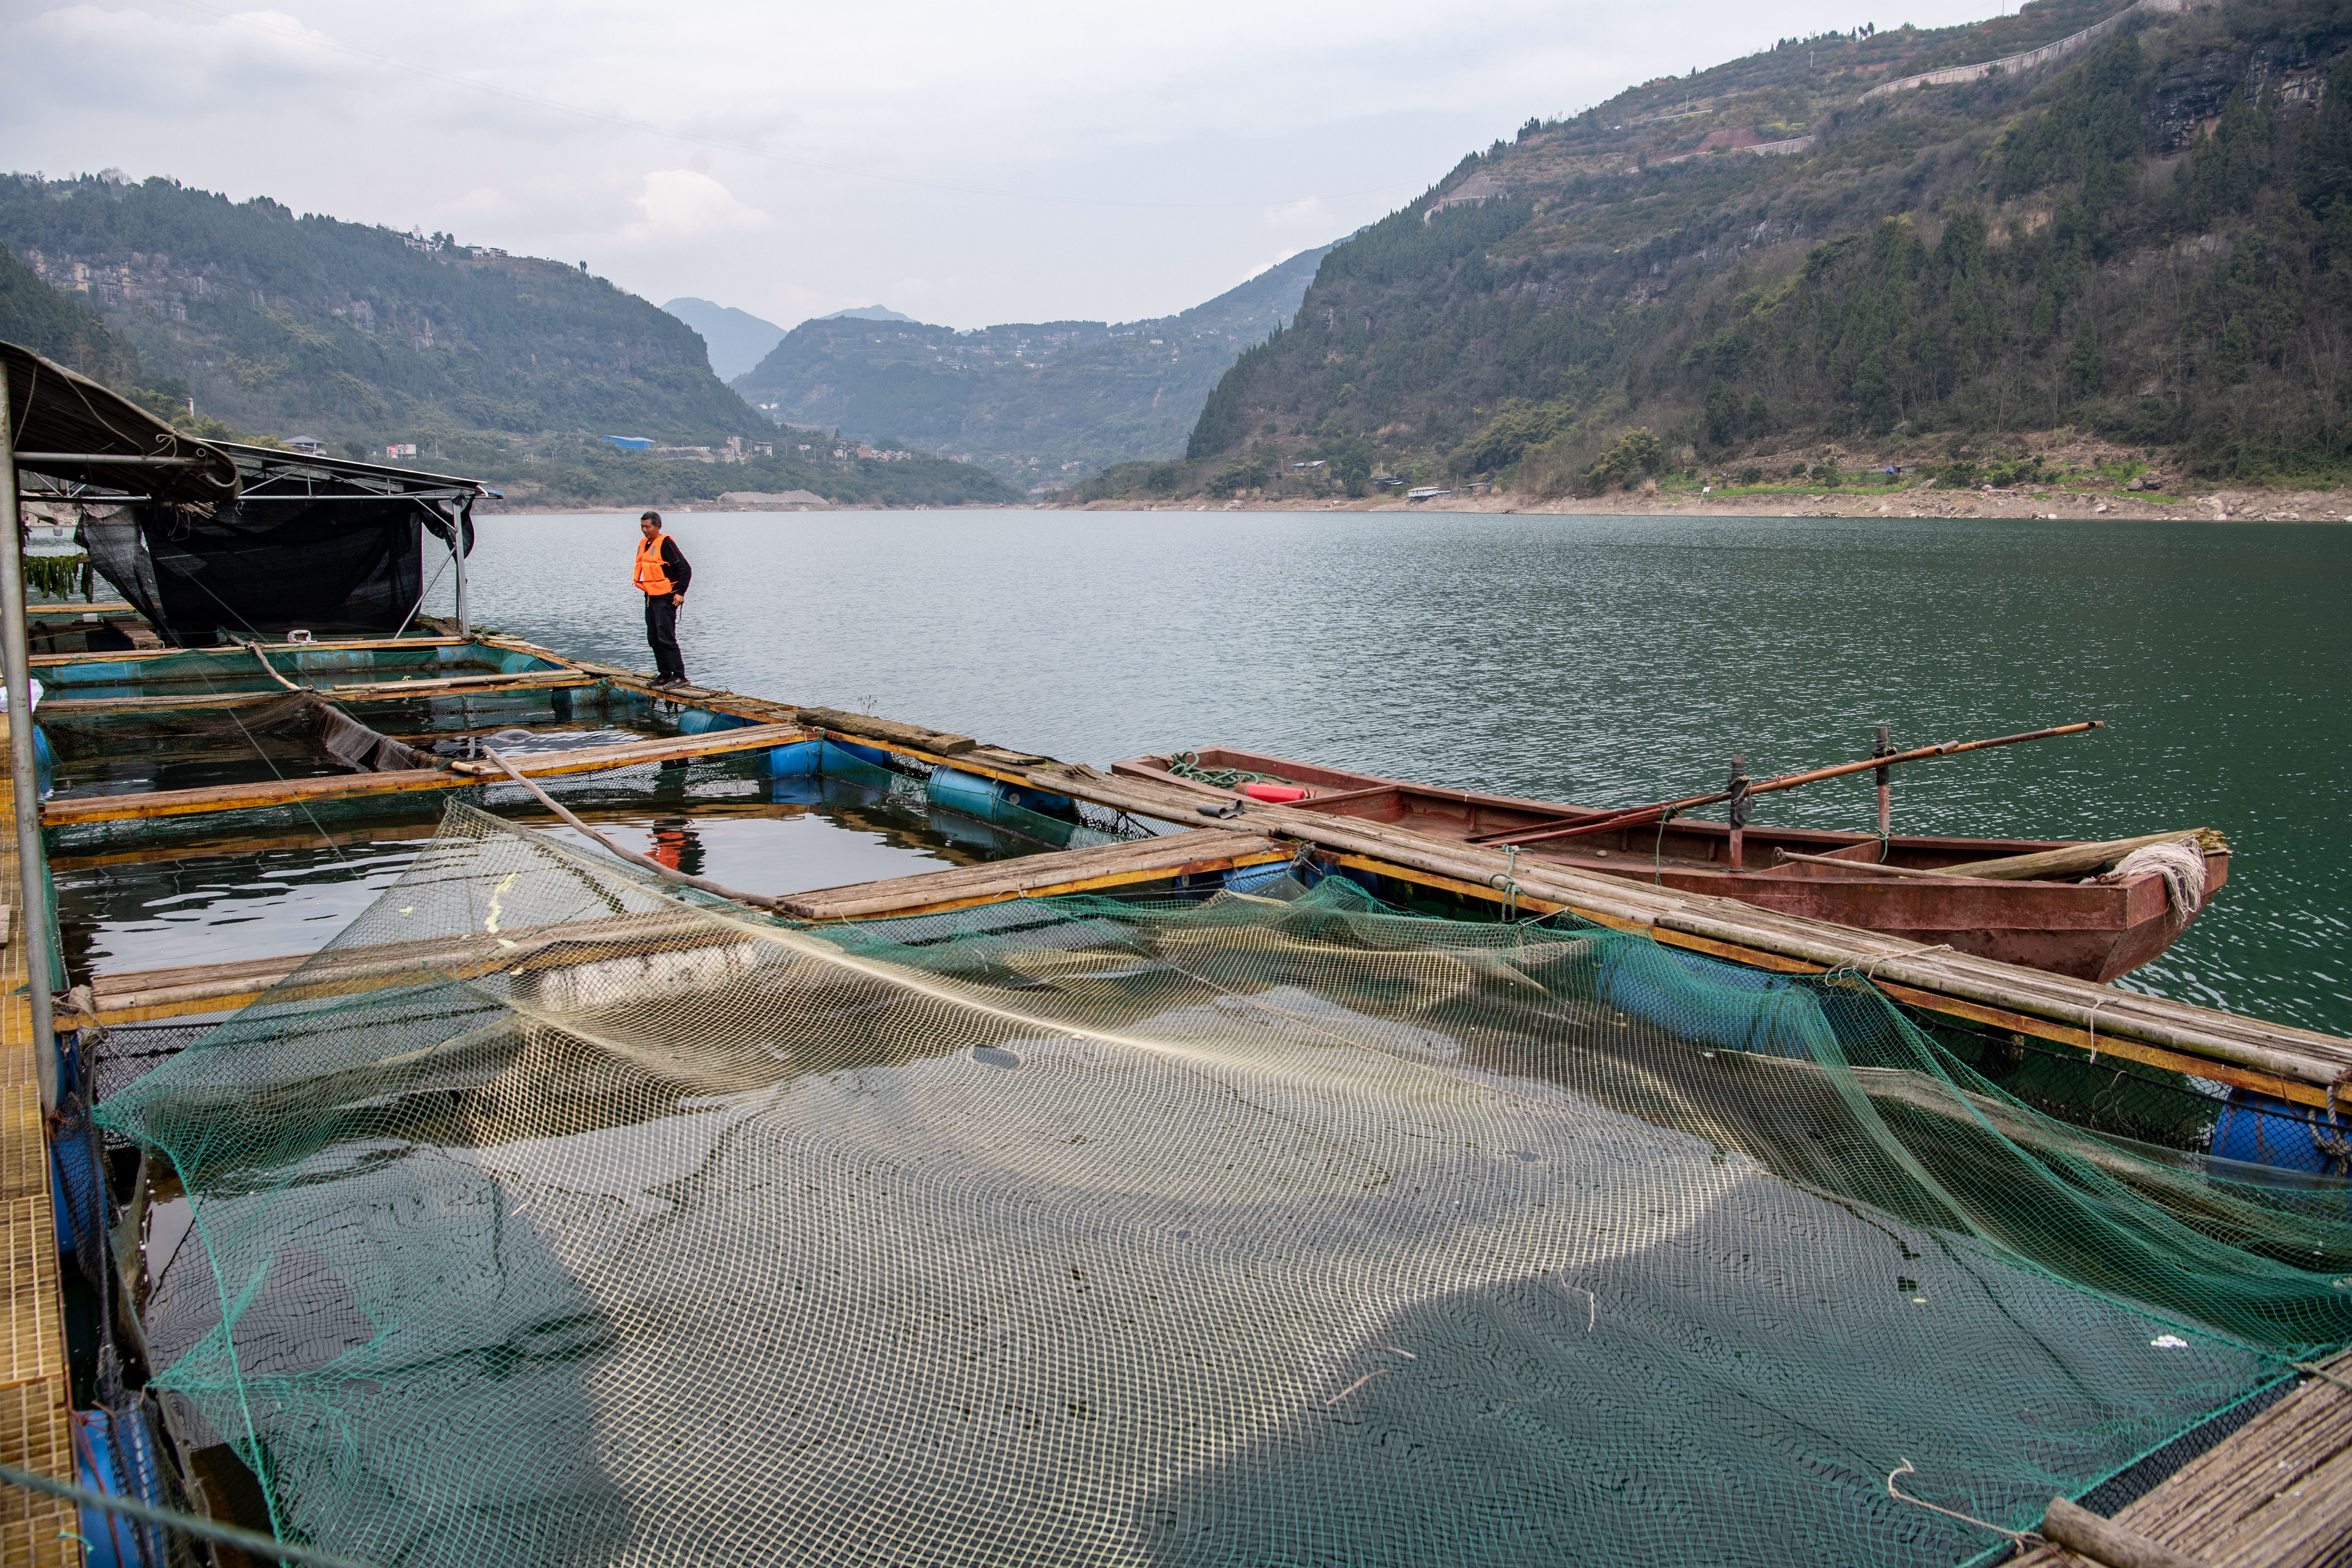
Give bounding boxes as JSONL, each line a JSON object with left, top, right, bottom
{"left": 455, "top": 509, "right": 2351, "bottom": 1032}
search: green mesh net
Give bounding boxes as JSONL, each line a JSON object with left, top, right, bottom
{"left": 96, "top": 803, "right": 2352, "bottom": 1566}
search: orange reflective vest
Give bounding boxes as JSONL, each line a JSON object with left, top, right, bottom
{"left": 634, "top": 534, "right": 675, "bottom": 596}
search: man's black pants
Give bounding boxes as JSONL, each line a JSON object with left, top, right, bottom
{"left": 644, "top": 594, "right": 686, "bottom": 682}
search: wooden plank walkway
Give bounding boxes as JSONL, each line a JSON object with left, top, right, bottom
{"left": 0, "top": 715, "right": 82, "bottom": 1564}
{"left": 41, "top": 723, "right": 809, "bottom": 828}
{"left": 776, "top": 829, "right": 1285, "bottom": 920}
{"left": 2012, "top": 1348, "right": 2352, "bottom": 1568}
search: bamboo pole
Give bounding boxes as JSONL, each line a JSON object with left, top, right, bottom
{"left": 1935, "top": 828, "right": 2223, "bottom": 881}
{"left": 1470, "top": 721, "right": 2107, "bottom": 849}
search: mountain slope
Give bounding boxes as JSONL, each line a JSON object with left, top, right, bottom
{"left": 0, "top": 236, "right": 139, "bottom": 386}
{"left": 733, "top": 247, "right": 1332, "bottom": 485}
{"left": 661, "top": 296, "right": 788, "bottom": 380}
{"left": 0, "top": 173, "right": 769, "bottom": 466}
{"left": 1185, "top": 0, "right": 2352, "bottom": 492}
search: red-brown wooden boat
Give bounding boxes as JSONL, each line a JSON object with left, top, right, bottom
{"left": 1112, "top": 746, "right": 2227, "bottom": 983}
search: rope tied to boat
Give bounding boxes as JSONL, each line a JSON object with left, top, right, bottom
{"left": 1487, "top": 846, "right": 1522, "bottom": 921}
{"left": 2314, "top": 1067, "right": 2352, "bottom": 1176}
{"left": 1167, "top": 750, "right": 1295, "bottom": 792}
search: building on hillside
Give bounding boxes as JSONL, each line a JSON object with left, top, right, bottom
{"left": 602, "top": 435, "right": 654, "bottom": 451}
{"left": 284, "top": 436, "right": 327, "bottom": 458}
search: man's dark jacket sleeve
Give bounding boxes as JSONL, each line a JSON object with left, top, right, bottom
{"left": 660, "top": 537, "right": 692, "bottom": 595}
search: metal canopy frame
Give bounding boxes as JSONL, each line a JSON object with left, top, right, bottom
{"left": 0, "top": 341, "right": 240, "bottom": 507}
{"left": 0, "top": 343, "right": 216, "bottom": 1107}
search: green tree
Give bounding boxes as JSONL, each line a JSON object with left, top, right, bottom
{"left": 2069, "top": 317, "right": 2104, "bottom": 394}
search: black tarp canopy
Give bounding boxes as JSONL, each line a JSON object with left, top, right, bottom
{"left": 81, "top": 442, "right": 491, "bottom": 646}
{"left": 3, "top": 338, "right": 492, "bottom": 645}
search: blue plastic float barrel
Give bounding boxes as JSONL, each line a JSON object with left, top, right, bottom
{"left": 926, "top": 767, "right": 1070, "bottom": 823}
{"left": 1594, "top": 942, "right": 1832, "bottom": 1060}
{"left": 1224, "top": 860, "right": 1303, "bottom": 896}
{"left": 765, "top": 740, "right": 821, "bottom": 777}
{"left": 674, "top": 707, "right": 748, "bottom": 735}
{"left": 2210, "top": 1090, "right": 2349, "bottom": 1176}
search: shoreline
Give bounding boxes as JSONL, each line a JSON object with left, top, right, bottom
{"left": 1063, "top": 482, "right": 2352, "bottom": 523}
{"left": 470, "top": 485, "right": 2352, "bottom": 520}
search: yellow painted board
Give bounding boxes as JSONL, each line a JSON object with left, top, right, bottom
{"left": 0, "top": 738, "right": 78, "bottom": 1563}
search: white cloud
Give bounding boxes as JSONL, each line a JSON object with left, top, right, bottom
{"left": 626, "top": 170, "right": 772, "bottom": 242}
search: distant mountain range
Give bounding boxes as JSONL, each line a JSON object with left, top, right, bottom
{"left": 1183, "top": 0, "right": 2352, "bottom": 491}
{"left": 821, "top": 305, "right": 917, "bottom": 324}
{"left": 0, "top": 174, "right": 771, "bottom": 465}
{"left": 731, "top": 248, "right": 1332, "bottom": 485}
{"left": 0, "top": 177, "right": 1015, "bottom": 507}
{"left": 661, "top": 296, "right": 789, "bottom": 380}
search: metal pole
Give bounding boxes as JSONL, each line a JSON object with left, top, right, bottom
{"left": 1875, "top": 723, "right": 1893, "bottom": 836}
{"left": 1726, "top": 754, "right": 1751, "bottom": 872}
{"left": 449, "top": 499, "right": 469, "bottom": 636}
{"left": 0, "top": 378, "right": 58, "bottom": 1112}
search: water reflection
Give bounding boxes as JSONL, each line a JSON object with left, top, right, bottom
{"left": 57, "top": 765, "right": 1122, "bottom": 978}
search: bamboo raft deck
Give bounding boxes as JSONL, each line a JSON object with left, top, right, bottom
{"left": 0, "top": 716, "right": 81, "bottom": 1564}
{"left": 2011, "top": 1348, "right": 2352, "bottom": 1568}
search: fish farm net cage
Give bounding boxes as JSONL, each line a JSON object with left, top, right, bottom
{"left": 95, "top": 803, "right": 2352, "bottom": 1568}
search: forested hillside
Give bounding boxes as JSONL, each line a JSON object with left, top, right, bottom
{"left": 0, "top": 175, "right": 1018, "bottom": 506}
{"left": 0, "top": 238, "right": 137, "bottom": 386}
{"left": 735, "top": 246, "right": 1331, "bottom": 487}
{"left": 1183, "top": 0, "right": 2352, "bottom": 495}
{"left": 0, "top": 173, "right": 768, "bottom": 461}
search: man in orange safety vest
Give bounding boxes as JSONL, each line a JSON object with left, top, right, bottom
{"left": 634, "top": 511, "right": 693, "bottom": 687}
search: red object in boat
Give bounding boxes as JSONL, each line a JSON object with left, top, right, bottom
{"left": 1241, "top": 783, "right": 1312, "bottom": 803}
{"left": 1114, "top": 746, "right": 2227, "bottom": 984}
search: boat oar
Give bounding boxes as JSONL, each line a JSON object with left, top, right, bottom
{"left": 1468, "top": 721, "right": 2107, "bottom": 850}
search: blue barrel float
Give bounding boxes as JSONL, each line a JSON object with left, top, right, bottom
{"left": 2210, "top": 1090, "right": 2352, "bottom": 1177}
{"left": 670, "top": 707, "right": 824, "bottom": 779}
{"left": 926, "top": 766, "right": 1070, "bottom": 823}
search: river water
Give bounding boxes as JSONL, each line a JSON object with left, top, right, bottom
{"left": 451, "top": 507, "right": 2352, "bottom": 1035}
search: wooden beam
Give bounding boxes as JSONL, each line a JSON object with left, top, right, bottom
{"left": 89, "top": 906, "right": 740, "bottom": 1023}
{"left": 31, "top": 635, "right": 474, "bottom": 667}
{"left": 778, "top": 830, "right": 1288, "bottom": 920}
{"left": 41, "top": 671, "right": 591, "bottom": 715}
{"left": 47, "top": 797, "right": 832, "bottom": 871}
{"left": 322, "top": 670, "right": 587, "bottom": 699}
{"left": 42, "top": 723, "right": 810, "bottom": 826}
{"left": 27, "top": 600, "right": 135, "bottom": 617}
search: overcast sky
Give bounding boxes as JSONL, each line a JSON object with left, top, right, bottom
{"left": 8, "top": 0, "right": 2005, "bottom": 332}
